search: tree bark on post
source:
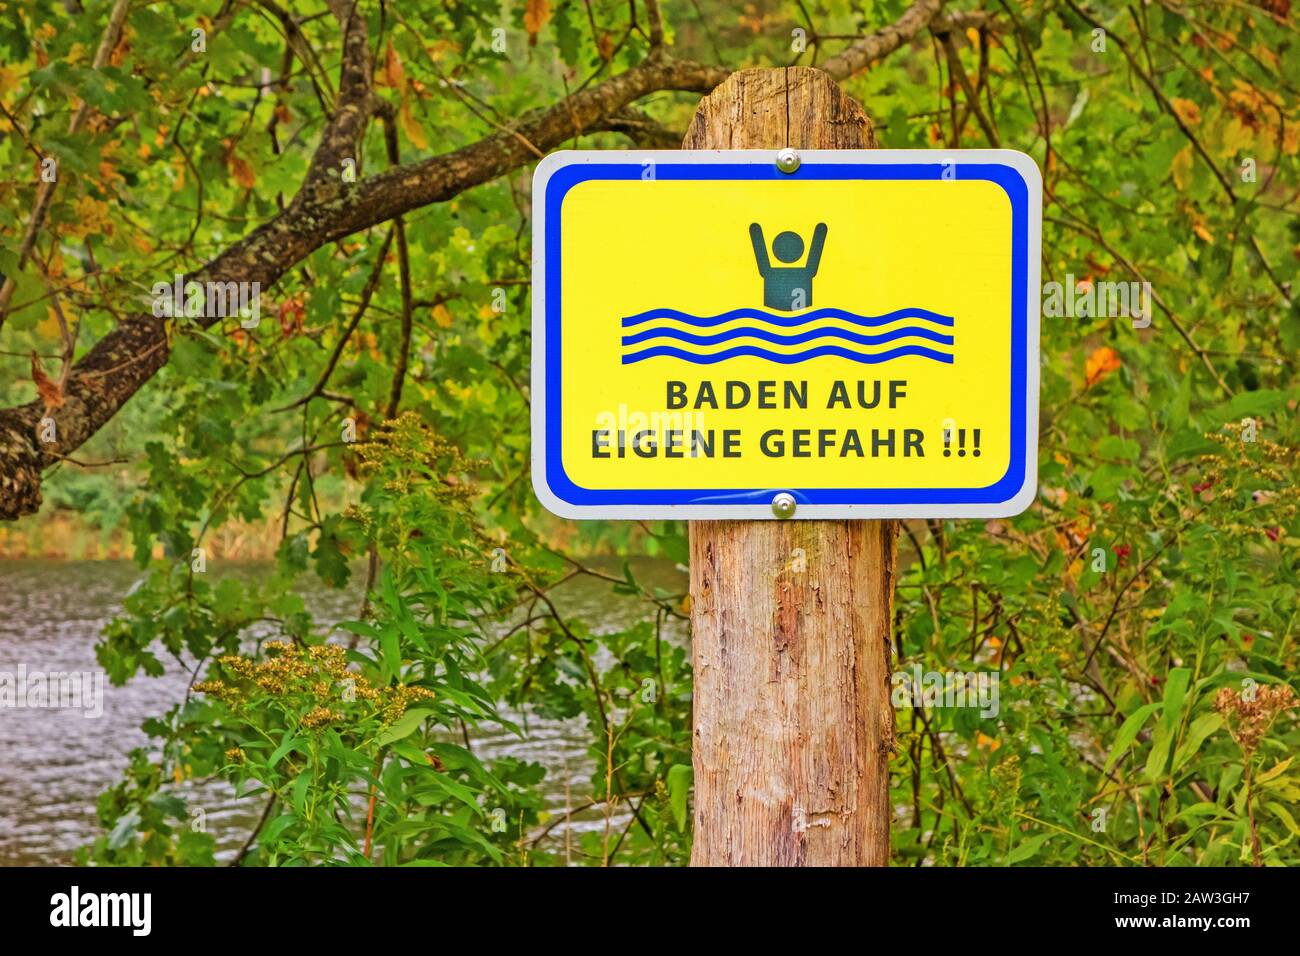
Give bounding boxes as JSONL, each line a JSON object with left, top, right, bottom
{"left": 684, "top": 67, "right": 896, "bottom": 867}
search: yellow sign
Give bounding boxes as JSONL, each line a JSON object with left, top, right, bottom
{"left": 532, "top": 150, "right": 1041, "bottom": 519}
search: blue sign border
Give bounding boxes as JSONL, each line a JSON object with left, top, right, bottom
{"left": 542, "top": 160, "right": 1031, "bottom": 508}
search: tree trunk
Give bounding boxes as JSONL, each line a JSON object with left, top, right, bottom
{"left": 685, "top": 67, "right": 896, "bottom": 867}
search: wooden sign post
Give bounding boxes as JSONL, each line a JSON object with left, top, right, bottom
{"left": 530, "top": 66, "right": 1040, "bottom": 869}
{"left": 683, "top": 67, "right": 895, "bottom": 867}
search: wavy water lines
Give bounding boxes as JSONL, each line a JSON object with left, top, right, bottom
{"left": 620, "top": 306, "right": 956, "bottom": 365}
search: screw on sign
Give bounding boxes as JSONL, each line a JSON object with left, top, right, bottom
{"left": 530, "top": 67, "right": 1041, "bottom": 866}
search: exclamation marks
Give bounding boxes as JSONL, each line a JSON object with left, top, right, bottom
{"left": 942, "top": 427, "right": 982, "bottom": 457}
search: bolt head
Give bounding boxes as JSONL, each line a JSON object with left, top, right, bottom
{"left": 771, "top": 492, "right": 797, "bottom": 518}
{"left": 776, "top": 148, "right": 800, "bottom": 174}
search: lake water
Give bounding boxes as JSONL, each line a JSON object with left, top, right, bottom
{"left": 0, "top": 558, "right": 687, "bottom": 865}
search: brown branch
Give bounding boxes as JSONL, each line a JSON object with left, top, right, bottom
{"left": 592, "top": 107, "right": 684, "bottom": 147}
{"left": 275, "top": 228, "right": 395, "bottom": 412}
{"left": 940, "top": 31, "right": 1000, "bottom": 146}
{"left": 645, "top": 0, "right": 666, "bottom": 55}
{"left": 818, "top": 0, "right": 948, "bottom": 80}
{"left": 296, "top": 0, "right": 378, "bottom": 202}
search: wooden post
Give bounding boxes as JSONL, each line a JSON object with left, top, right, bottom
{"left": 685, "top": 67, "right": 896, "bottom": 867}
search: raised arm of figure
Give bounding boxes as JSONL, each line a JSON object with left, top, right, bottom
{"left": 806, "top": 223, "right": 828, "bottom": 274}
{"left": 748, "top": 223, "right": 770, "bottom": 276}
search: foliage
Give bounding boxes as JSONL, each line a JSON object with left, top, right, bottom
{"left": 1, "top": 0, "right": 1296, "bottom": 866}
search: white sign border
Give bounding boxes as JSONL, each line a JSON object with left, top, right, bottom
{"left": 531, "top": 149, "right": 1042, "bottom": 520}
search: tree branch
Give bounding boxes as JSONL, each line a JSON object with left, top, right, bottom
{"left": 818, "top": 0, "right": 948, "bottom": 81}
{"left": 0, "top": 54, "right": 728, "bottom": 520}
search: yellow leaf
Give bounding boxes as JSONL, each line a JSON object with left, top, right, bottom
{"left": 399, "top": 97, "right": 427, "bottom": 150}
{"left": 524, "top": 0, "right": 552, "bottom": 43}
{"left": 37, "top": 309, "right": 63, "bottom": 340}
{"left": 426, "top": 39, "right": 460, "bottom": 62}
{"left": 1193, "top": 222, "right": 1214, "bottom": 243}
{"left": 1220, "top": 116, "right": 1255, "bottom": 157}
{"left": 1171, "top": 145, "right": 1194, "bottom": 191}
{"left": 0, "top": 65, "right": 22, "bottom": 95}
{"left": 1283, "top": 124, "right": 1299, "bottom": 156}
{"left": 432, "top": 303, "right": 453, "bottom": 328}
{"left": 66, "top": 195, "right": 109, "bottom": 239}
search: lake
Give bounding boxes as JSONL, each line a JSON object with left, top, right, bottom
{"left": 0, "top": 558, "right": 687, "bottom": 865}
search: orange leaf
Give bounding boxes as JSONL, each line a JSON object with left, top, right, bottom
{"left": 31, "top": 353, "right": 64, "bottom": 409}
{"left": 432, "top": 303, "right": 453, "bottom": 329}
{"left": 1085, "top": 346, "right": 1121, "bottom": 387}
{"left": 383, "top": 40, "right": 405, "bottom": 90}
{"left": 228, "top": 153, "right": 256, "bottom": 189}
{"left": 1170, "top": 97, "right": 1201, "bottom": 126}
{"left": 524, "top": 0, "right": 552, "bottom": 44}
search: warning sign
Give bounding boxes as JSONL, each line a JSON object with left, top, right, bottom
{"left": 531, "top": 149, "right": 1041, "bottom": 519}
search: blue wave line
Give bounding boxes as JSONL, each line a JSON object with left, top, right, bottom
{"left": 622, "top": 344, "right": 956, "bottom": 365}
{"left": 620, "top": 306, "right": 955, "bottom": 329}
{"left": 622, "top": 325, "right": 954, "bottom": 348}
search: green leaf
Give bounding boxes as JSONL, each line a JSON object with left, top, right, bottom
{"left": 1006, "top": 833, "right": 1051, "bottom": 864}
{"left": 375, "top": 707, "right": 435, "bottom": 746}
{"left": 1145, "top": 668, "right": 1191, "bottom": 782}
{"left": 106, "top": 810, "right": 141, "bottom": 851}
{"left": 1103, "top": 702, "right": 1161, "bottom": 773}
{"left": 1172, "top": 713, "right": 1222, "bottom": 773}
{"left": 270, "top": 734, "right": 307, "bottom": 770}
{"left": 666, "top": 763, "right": 692, "bottom": 832}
